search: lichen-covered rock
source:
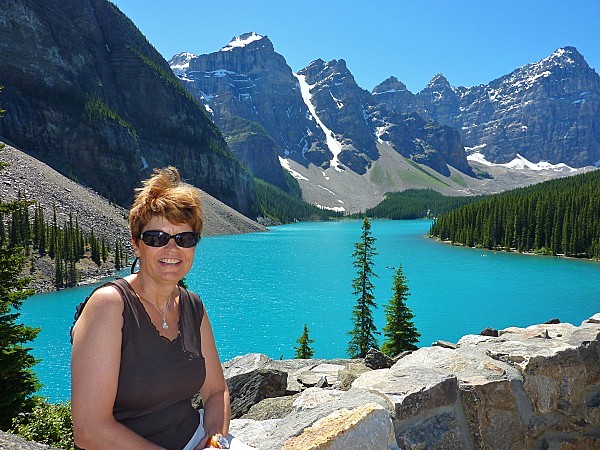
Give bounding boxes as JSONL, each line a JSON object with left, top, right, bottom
{"left": 226, "top": 368, "right": 287, "bottom": 419}
{"left": 364, "top": 347, "right": 395, "bottom": 369}
{"left": 352, "top": 315, "right": 600, "bottom": 449}
{"left": 242, "top": 393, "right": 300, "bottom": 420}
{"left": 292, "top": 387, "right": 345, "bottom": 412}
{"left": 282, "top": 403, "right": 397, "bottom": 450}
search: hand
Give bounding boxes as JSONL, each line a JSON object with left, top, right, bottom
{"left": 195, "top": 433, "right": 229, "bottom": 449}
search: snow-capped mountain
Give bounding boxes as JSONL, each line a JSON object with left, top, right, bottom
{"left": 169, "top": 34, "right": 469, "bottom": 179}
{"left": 170, "top": 36, "right": 598, "bottom": 211}
{"left": 396, "top": 46, "right": 600, "bottom": 167}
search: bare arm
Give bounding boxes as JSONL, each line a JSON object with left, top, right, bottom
{"left": 195, "top": 310, "right": 230, "bottom": 449}
{"left": 71, "top": 286, "right": 164, "bottom": 450}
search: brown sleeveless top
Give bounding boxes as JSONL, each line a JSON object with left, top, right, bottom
{"left": 73, "top": 278, "right": 207, "bottom": 450}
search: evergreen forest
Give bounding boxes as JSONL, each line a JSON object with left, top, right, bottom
{"left": 2, "top": 199, "right": 127, "bottom": 289}
{"left": 252, "top": 178, "right": 343, "bottom": 223}
{"left": 365, "top": 189, "right": 486, "bottom": 220}
{"left": 429, "top": 170, "right": 600, "bottom": 259}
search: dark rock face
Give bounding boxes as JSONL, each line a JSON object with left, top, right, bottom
{"left": 363, "top": 348, "right": 394, "bottom": 370}
{"left": 219, "top": 115, "right": 288, "bottom": 190}
{"left": 170, "top": 34, "right": 470, "bottom": 177}
{"left": 226, "top": 368, "right": 288, "bottom": 419}
{"left": 297, "top": 59, "right": 377, "bottom": 174}
{"left": 169, "top": 33, "right": 327, "bottom": 177}
{"left": 374, "top": 112, "right": 473, "bottom": 177}
{"left": 0, "top": 0, "right": 255, "bottom": 214}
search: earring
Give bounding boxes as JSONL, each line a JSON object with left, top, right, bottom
{"left": 131, "top": 257, "right": 140, "bottom": 274}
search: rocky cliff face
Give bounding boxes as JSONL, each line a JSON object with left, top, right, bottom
{"left": 170, "top": 33, "right": 470, "bottom": 178}
{"left": 396, "top": 47, "right": 600, "bottom": 166}
{"left": 0, "top": 0, "right": 255, "bottom": 214}
{"left": 170, "top": 33, "right": 323, "bottom": 184}
{"left": 297, "top": 58, "right": 377, "bottom": 174}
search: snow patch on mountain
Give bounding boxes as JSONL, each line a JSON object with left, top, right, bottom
{"left": 294, "top": 73, "right": 344, "bottom": 172}
{"left": 315, "top": 203, "right": 345, "bottom": 212}
{"left": 169, "top": 52, "right": 197, "bottom": 76}
{"left": 221, "top": 32, "right": 264, "bottom": 52}
{"left": 279, "top": 156, "right": 309, "bottom": 180}
{"left": 467, "top": 151, "right": 579, "bottom": 172}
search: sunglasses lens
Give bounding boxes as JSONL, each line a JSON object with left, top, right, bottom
{"left": 175, "top": 232, "right": 199, "bottom": 248}
{"left": 141, "top": 231, "right": 169, "bottom": 247}
{"left": 140, "top": 231, "right": 199, "bottom": 248}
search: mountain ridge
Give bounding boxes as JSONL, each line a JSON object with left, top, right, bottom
{"left": 171, "top": 34, "right": 598, "bottom": 212}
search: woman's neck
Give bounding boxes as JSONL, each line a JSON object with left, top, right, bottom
{"left": 126, "top": 273, "right": 176, "bottom": 306}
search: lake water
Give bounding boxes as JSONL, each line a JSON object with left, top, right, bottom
{"left": 19, "top": 219, "right": 600, "bottom": 402}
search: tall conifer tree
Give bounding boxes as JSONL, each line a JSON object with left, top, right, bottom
{"left": 0, "top": 95, "right": 40, "bottom": 430}
{"left": 381, "top": 264, "right": 420, "bottom": 356}
{"left": 348, "top": 217, "right": 379, "bottom": 358}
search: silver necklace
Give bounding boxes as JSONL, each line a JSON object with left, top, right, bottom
{"left": 148, "top": 293, "right": 172, "bottom": 330}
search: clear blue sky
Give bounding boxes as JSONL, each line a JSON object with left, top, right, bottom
{"left": 110, "top": 0, "right": 600, "bottom": 93}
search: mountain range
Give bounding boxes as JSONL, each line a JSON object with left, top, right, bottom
{"left": 170, "top": 33, "right": 599, "bottom": 212}
{"left": 0, "top": 1, "right": 598, "bottom": 218}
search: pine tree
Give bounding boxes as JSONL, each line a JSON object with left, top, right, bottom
{"left": 381, "top": 264, "right": 420, "bottom": 356}
{"left": 294, "top": 324, "right": 315, "bottom": 359}
{"left": 0, "top": 104, "right": 41, "bottom": 429}
{"left": 114, "top": 240, "right": 122, "bottom": 270}
{"left": 347, "top": 217, "right": 379, "bottom": 358}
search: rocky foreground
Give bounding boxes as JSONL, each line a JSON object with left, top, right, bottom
{"left": 223, "top": 314, "right": 600, "bottom": 449}
{"left": 5, "top": 314, "right": 597, "bottom": 449}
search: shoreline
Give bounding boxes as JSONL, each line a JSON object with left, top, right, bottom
{"left": 429, "top": 235, "right": 600, "bottom": 263}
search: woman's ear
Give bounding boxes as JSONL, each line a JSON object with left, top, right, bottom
{"left": 131, "top": 237, "right": 139, "bottom": 257}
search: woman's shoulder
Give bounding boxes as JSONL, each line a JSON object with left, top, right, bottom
{"left": 80, "top": 282, "right": 126, "bottom": 318}
{"left": 71, "top": 282, "right": 126, "bottom": 341}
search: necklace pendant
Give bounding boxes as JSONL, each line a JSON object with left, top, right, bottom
{"left": 162, "top": 320, "right": 169, "bottom": 330}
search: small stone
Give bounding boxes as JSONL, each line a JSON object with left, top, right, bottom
{"left": 480, "top": 327, "right": 499, "bottom": 337}
{"left": 364, "top": 348, "right": 394, "bottom": 370}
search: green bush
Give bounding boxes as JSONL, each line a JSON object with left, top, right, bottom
{"left": 11, "top": 397, "right": 73, "bottom": 449}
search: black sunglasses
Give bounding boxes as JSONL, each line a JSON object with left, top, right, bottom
{"left": 139, "top": 230, "right": 200, "bottom": 248}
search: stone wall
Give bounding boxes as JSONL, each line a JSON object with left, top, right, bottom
{"left": 3, "top": 314, "right": 599, "bottom": 449}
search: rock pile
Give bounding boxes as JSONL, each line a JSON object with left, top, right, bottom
{"left": 226, "top": 314, "right": 600, "bottom": 449}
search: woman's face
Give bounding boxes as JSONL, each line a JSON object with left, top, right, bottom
{"left": 132, "top": 216, "right": 197, "bottom": 284}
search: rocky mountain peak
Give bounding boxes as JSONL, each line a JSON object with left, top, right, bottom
{"left": 372, "top": 76, "right": 410, "bottom": 95}
{"left": 426, "top": 73, "right": 452, "bottom": 89}
{"left": 220, "top": 32, "right": 269, "bottom": 52}
{"left": 168, "top": 51, "right": 197, "bottom": 77}
{"left": 546, "top": 46, "right": 587, "bottom": 68}
{"left": 299, "top": 58, "right": 355, "bottom": 86}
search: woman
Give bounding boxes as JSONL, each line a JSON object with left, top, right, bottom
{"left": 71, "top": 167, "right": 231, "bottom": 449}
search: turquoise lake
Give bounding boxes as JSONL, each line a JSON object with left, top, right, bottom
{"left": 19, "top": 219, "right": 600, "bottom": 402}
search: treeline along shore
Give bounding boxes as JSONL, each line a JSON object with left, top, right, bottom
{"left": 429, "top": 170, "right": 600, "bottom": 259}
